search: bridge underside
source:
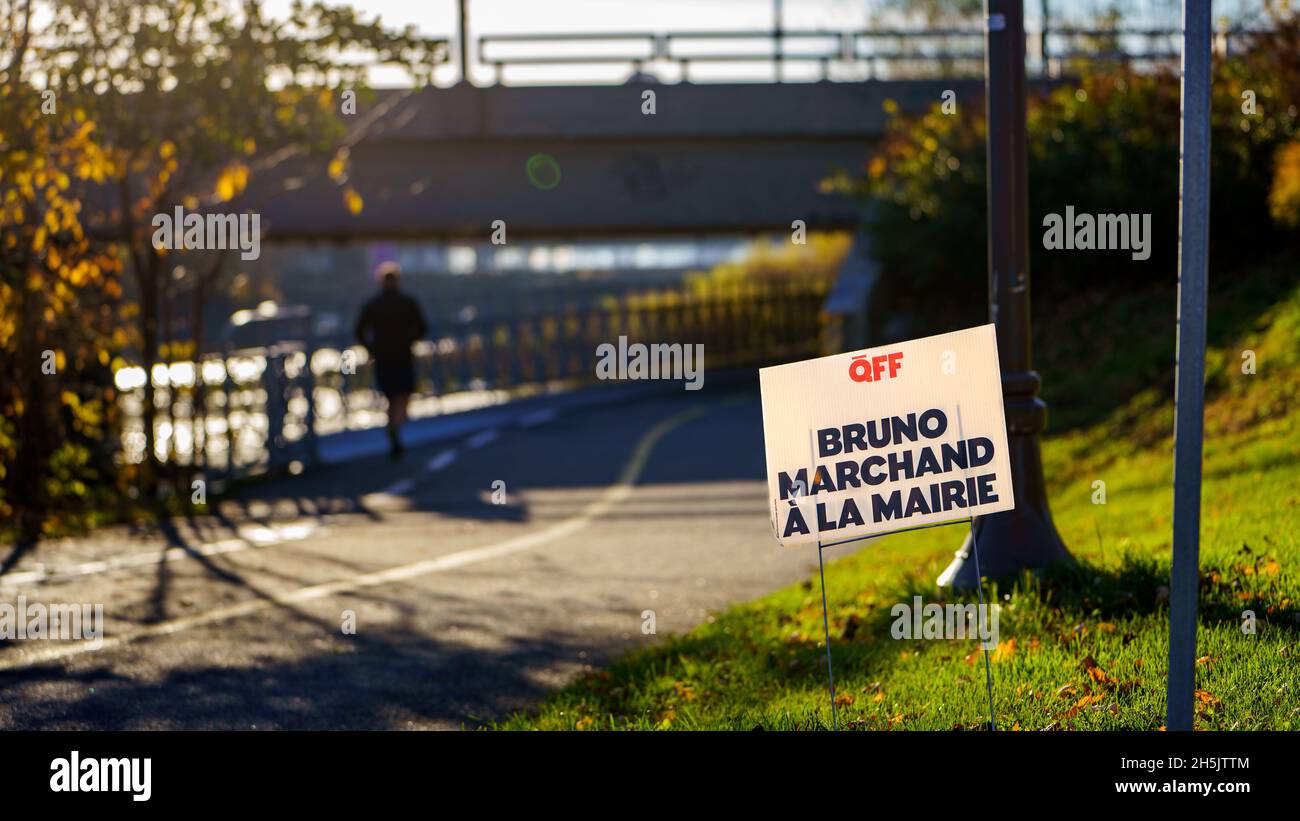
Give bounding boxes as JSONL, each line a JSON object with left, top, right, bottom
{"left": 247, "top": 79, "right": 993, "bottom": 240}
{"left": 255, "top": 139, "right": 873, "bottom": 239}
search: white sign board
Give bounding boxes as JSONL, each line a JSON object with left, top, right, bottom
{"left": 759, "top": 324, "right": 1015, "bottom": 547}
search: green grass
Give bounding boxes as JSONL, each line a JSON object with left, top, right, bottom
{"left": 496, "top": 261, "right": 1300, "bottom": 731}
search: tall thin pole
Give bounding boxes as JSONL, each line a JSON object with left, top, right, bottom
{"left": 774, "top": 0, "right": 784, "bottom": 82}
{"left": 458, "top": 0, "right": 471, "bottom": 85}
{"left": 939, "top": 0, "right": 1071, "bottom": 590}
{"left": 1167, "top": 0, "right": 1212, "bottom": 733}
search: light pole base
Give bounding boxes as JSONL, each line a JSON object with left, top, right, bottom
{"left": 937, "top": 506, "right": 1072, "bottom": 589}
{"left": 936, "top": 402, "right": 1073, "bottom": 589}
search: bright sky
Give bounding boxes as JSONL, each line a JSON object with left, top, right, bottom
{"left": 259, "top": 0, "right": 1264, "bottom": 87}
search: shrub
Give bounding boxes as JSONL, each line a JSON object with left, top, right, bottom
{"left": 856, "top": 17, "right": 1300, "bottom": 341}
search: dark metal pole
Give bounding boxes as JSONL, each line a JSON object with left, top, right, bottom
{"left": 458, "top": 0, "right": 471, "bottom": 85}
{"left": 1167, "top": 0, "right": 1212, "bottom": 733}
{"left": 939, "top": 0, "right": 1071, "bottom": 589}
{"left": 1040, "top": 0, "right": 1050, "bottom": 75}
{"left": 774, "top": 0, "right": 784, "bottom": 83}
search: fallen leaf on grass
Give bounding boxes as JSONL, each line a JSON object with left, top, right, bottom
{"left": 1060, "top": 693, "right": 1105, "bottom": 719}
{"left": 992, "top": 639, "right": 1017, "bottom": 662}
{"left": 1083, "top": 656, "right": 1117, "bottom": 686}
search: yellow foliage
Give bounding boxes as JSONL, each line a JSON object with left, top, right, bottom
{"left": 214, "top": 162, "right": 250, "bottom": 201}
{"left": 328, "top": 148, "right": 349, "bottom": 181}
{"left": 1268, "top": 141, "right": 1300, "bottom": 228}
{"left": 344, "top": 186, "right": 364, "bottom": 215}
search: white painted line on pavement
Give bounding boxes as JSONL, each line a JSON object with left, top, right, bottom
{"left": 517, "top": 408, "right": 557, "bottom": 428}
{"left": 361, "top": 446, "right": 456, "bottom": 504}
{"left": 465, "top": 429, "right": 499, "bottom": 450}
{"left": 425, "top": 449, "right": 459, "bottom": 472}
{"left": 0, "top": 402, "right": 713, "bottom": 671}
{"left": 375, "top": 478, "right": 417, "bottom": 497}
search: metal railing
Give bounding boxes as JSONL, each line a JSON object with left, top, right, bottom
{"left": 117, "top": 277, "right": 833, "bottom": 480}
{"left": 476, "top": 26, "right": 1267, "bottom": 83}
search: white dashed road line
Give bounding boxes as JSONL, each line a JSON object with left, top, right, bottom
{"left": 425, "top": 449, "right": 459, "bottom": 472}
{"left": 465, "top": 429, "right": 499, "bottom": 450}
{"left": 517, "top": 408, "right": 557, "bottom": 428}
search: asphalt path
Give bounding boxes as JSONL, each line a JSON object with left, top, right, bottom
{"left": 0, "top": 383, "right": 854, "bottom": 729}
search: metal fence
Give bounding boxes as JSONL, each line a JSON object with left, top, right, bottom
{"left": 477, "top": 26, "right": 1267, "bottom": 83}
{"left": 118, "top": 277, "right": 833, "bottom": 479}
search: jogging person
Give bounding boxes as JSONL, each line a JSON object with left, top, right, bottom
{"left": 354, "top": 262, "right": 428, "bottom": 458}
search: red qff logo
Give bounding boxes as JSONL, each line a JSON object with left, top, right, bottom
{"left": 849, "top": 352, "right": 903, "bottom": 383}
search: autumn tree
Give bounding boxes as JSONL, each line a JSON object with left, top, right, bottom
{"left": 19, "top": 0, "right": 445, "bottom": 497}
{"left": 2, "top": 0, "right": 125, "bottom": 550}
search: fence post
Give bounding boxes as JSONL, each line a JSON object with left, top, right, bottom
{"left": 265, "top": 347, "right": 287, "bottom": 472}
{"left": 302, "top": 340, "right": 319, "bottom": 467}
{"left": 223, "top": 344, "right": 237, "bottom": 479}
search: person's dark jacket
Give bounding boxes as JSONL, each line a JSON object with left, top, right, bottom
{"left": 355, "top": 290, "right": 428, "bottom": 363}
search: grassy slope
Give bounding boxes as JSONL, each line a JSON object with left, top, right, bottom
{"left": 497, "top": 261, "right": 1300, "bottom": 730}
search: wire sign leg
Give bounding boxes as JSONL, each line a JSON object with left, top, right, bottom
{"left": 817, "top": 541, "right": 838, "bottom": 731}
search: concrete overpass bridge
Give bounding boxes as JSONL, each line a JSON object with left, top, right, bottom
{"left": 243, "top": 23, "right": 1215, "bottom": 241}
{"left": 248, "top": 79, "right": 987, "bottom": 241}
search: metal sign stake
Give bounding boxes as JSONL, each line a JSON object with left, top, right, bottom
{"left": 816, "top": 540, "right": 838, "bottom": 730}
{"left": 1167, "top": 0, "right": 1212, "bottom": 732}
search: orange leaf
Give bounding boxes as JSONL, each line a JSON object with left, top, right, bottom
{"left": 992, "top": 638, "right": 1017, "bottom": 662}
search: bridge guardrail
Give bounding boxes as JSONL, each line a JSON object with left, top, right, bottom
{"left": 477, "top": 26, "right": 1267, "bottom": 83}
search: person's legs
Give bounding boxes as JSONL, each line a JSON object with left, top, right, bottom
{"left": 385, "top": 392, "right": 409, "bottom": 458}
{"left": 376, "top": 358, "right": 416, "bottom": 458}
{"left": 390, "top": 392, "right": 410, "bottom": 428}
